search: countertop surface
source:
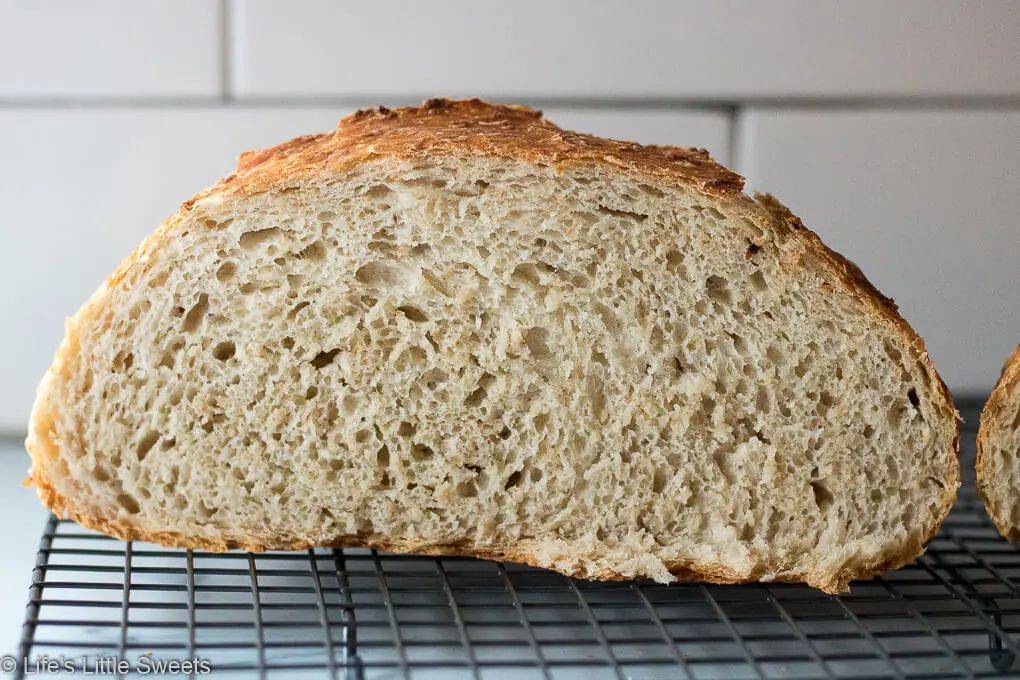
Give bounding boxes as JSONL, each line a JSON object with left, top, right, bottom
{"left": 0, "top": 442, "right": 50, "bottom": 658}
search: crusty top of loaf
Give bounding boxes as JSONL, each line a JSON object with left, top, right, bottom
{"left": 213, "top": 98, "right": 745, "bottom": 200}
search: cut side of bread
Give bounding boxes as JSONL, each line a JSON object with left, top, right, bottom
{"left": 27, "top": 99, "right": 959, "bottom": 593}
{"left": 977, "top": 345, "right": 1020, "bottom": 540}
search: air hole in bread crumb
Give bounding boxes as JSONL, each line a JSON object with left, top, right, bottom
{"left": 524, "top": 327, "right": 551, "bottom": 358}
{"left": 811, "top": 480, "right": 834, "bottom": 514}
{"left": 884, "top": 340, "right": 902, "bottom": 363}
{"left": 311, "top": 348, "right": 340, "bottom": 368}
{"left": 597, "top": 205, "right": 647, "bottom": 222}
{"left": 730, "top": 334, "right": 749, "bottom": 357}
{"left": 456, "top": 481, "right": 477, "bottom": 498}
{"left": 113, "top": 350, "right": 134, "bottom": 372}
{"left": 305, "top": 386, "right": 318, "bottom": 400}
{"left": 398, "top": 306, "right": 428, "bottom": 322}
{"left": 665, "top": 249, "right": 686, "bottom": 274}
{"left": 422, "top": 368, "right": 447, "bottom": 390}
{"left": 794, "top": 354, "right": 814, "bottom": 379}
{"left": 411, "top": 444, "right": 434, "bottom": 461}
{"left": 355, "top": 429, "right": 372, "bottom": 444}
{"left": 511, "top": 263, "right": 542, "bottom": 287}
{"left": 465, "top": 386, "right": 488, "bottom": 407}
{"left": 750, "top": 270, "right": 767, "bottom": 293}
{"left": 505, "top": 471, "right": 522, "bottom": 489}
{"left": 498, "top": 426, "right": 512, "bottom": 440}
{"left": 239, "top": 227, "right": 282, "bottom": 251}
{"left": 356, "top": 261, "right": 403, "bottom": 287}
{"left": 92, "top": 466, "right": 110, "bottom": 482}
{"left": 653, "top": 469, "right": 668, "bottom": 493}
{"left": 136, "top": 431, "right": 159, "bottom": 461}
{"left": 746, "top": 243, "right": 762, "bottom": 259}
{"left": 212, "top": 341, "right": 236, "bottom": 361}
{"left": 182, "top": 293, "right": 210, "bottom": 333}
{"left": 397, "top": 421, "right": 416, "bottom": 438}
{"left": 907, "top": 388, "right": 920, "bottom": 408}
{"left": 159, "top": 338, "right": 186, "bottom": 369}
{"left": 533, "top": 413, "right": 549, "bottom": 432}
{"left": 297, "top": 240, "right": 326, "bottom": 262}
{"left": 117, "top": 493, "right": 140, "bottom": 514}
{"left": 168, "top": 385, "right": 184, "bottom": 407}
{"left": 147, "top": 270, "right": 170, "bottom": 289}
{"left": 887, "top": 400, "right": 909, "bottom": 427}
{"left": 406, "top": 346, "right": 427, "bottom": 367}
{"left": 901, "top": 504, "right": 916, "bottom": 524}
{"left": 818, "top": 391, "right": 835, "bottom": 417}
{"left": 216, "top": 261, "right": 237, "bottom": 282}
{"left": 282, "top": 336, "right": 295, "bottom": 350}
{"left": 706, "top": 276, "right": 732, "bottom": 306}
{"left": 410, "top": 244, "right": 432, "bottom": 258}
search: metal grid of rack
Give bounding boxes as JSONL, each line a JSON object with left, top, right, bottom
{"left": 15, "top": 398, "right": 1020, "bottom": 679}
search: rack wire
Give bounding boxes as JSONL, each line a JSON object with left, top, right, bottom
{"left": 15, "top": 398, "right": 1020, "bottom": 679}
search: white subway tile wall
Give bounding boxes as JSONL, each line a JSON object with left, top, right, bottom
{"left": 0, "top": 1, "right": 221, "bottom": 98}
{"left": 0, "top": 2, "right": 1017, "bottom": 429}
{"left": 230, "top": 0, "right": 1020, "bottom": 98}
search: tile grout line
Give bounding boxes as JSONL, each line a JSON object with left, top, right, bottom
{"left": 0, "top": 96, "right": 1017, "bottom": 111}
{"left": 220, "top": 0, "right": 233, "bottom": 103}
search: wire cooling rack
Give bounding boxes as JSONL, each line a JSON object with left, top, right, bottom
{"left": 15, "top": 398, "right": 1020, "bottom": 680}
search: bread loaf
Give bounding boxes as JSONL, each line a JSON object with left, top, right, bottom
{"left": 977, "top": 345, "right": 1020, "bottom": 540}
{"left": 27, "top": 99, "right": 959, "bottom": 593}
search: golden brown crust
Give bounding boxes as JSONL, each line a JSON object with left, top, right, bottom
{"left": 977, "top": 344, "right": 1020, "bottom": 540}
{"left": 27, "top": 98, "right": 959, "bottom": 592}
{"left": 213, "top": 97, "right": 745, "bottom": 200}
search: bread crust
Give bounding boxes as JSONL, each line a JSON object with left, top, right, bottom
{"left": 977, "top": 344, "right": 1020, "bottom": 540}
{"left": 27, "top": 98, "right": 959, "bottom": 592}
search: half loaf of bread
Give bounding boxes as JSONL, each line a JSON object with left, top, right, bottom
{"left": 27, "top": 98, "right": 959, "bottom": 593}
{"left": 977, "top": 345, "right": 1020, "bottom": 540}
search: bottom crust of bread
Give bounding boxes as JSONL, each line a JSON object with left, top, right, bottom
{"left": 30, "top": 466, "right": 939, "bottom": 594}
